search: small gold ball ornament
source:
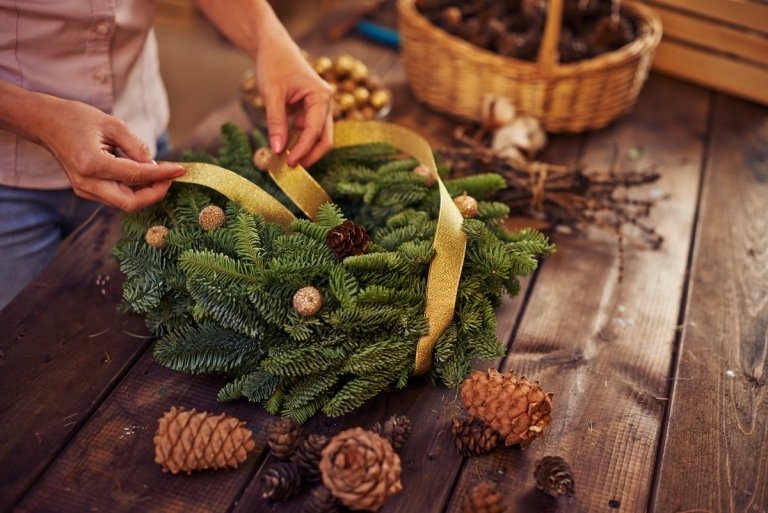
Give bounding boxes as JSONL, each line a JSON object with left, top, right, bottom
{"left": 313, "top": 56, "right": 333, "bottom": 75}
{"left": 292, "top": 286, "right": 323, "bottom": 316}
{"left": 369, "top": 89, "right": 391, "bottom": 110}
{"left": 199, "top": 205, "right": 226, "bottom": 231}
{"left": 333, "top": 54, "right": 356, "bottom": 76}
{"left": 412, "top": 164, "right": 436, "bottom": 187}
{"left": 352, "top": 86, "right": 370, "bottom": 105}
{"left": 145, "top": 225, "right": 170, "bottom": 249}
{"left": 454, "top": 193, "right": 478, "bottom": 219}
{"left": 337, "top": 93, "right": 356, "bottom": 111}
{"left": 349, "top": 61, "right": 369, "bottom": 81}
{"left": 253, "top": 146, "right": 272, "bottom": 171}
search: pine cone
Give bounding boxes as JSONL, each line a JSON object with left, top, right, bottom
{"left": 534, "top": 456, "right": 575, "bottom": 497}
{"left": 268, "top": 417, "right": 302, "bottom": 460}
{"left": 303, "top": 485, "right": 341, "bottom": 513}
{"left": 320, "top": 427, "right": 402, "bottom": 511}
{"left": 371, "top": 415, "right": 412, "bottom": 452}
{"left": 451, "top": 417, "right": 498, "bottom": 457}
{"left": 326, "top": 220, "right": 369, "bottom": 259}
{"left": 153, "top": 406, "right": 255, "bottom": 475}
{"left": 293, "top": 433, "right": 330, "bottom": 482}
{"left": 460, "top": 369, "right": 553, "bottom": 446}
{"left": 464, "top": 481, "right": 506, "bottom": 513}
{"left": 261, "top": 461, "right": 303, "bottom": 501}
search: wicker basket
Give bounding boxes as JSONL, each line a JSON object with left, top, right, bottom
{"left": 397, "top": 0, "right": 662, "bottom": 132}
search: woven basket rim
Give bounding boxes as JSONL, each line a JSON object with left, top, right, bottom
{"left": 397, "top": 0, "right": 662, "bottom": 78}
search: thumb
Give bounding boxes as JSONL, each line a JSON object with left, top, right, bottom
{"left": 263, "top": 91, "right": 288, "bottom": 154}
{"left": 105, "top": 119, "right": 154, "bottom": 163}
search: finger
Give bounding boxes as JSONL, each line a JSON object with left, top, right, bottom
{"left": 287, "top": 99, "right": 329, "bottom": 167}
{"left": 298, "top": 114, "right": 334, "bottom": 168}
{"left": 98, "top": 157, "right": 185, "bottom": 185}
{"left": 87, "top": 180, "right": 172, "bottom": 212}
{"left": 103, "top": 118, "right": 155, "bottom": 163}
{"left": 262, "top": 91, "right": 288, "bottom": 154}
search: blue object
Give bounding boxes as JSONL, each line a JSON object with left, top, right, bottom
{"left": 355, "top": 20, "right": 400, "bottom": 49}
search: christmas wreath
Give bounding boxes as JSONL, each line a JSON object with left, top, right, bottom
{"left": 113, "top": 121, "right": 553, "bottom": 423}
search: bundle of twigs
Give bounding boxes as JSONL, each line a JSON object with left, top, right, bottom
{"left": 443, "top": 126, "right": 665, "bottom": 274}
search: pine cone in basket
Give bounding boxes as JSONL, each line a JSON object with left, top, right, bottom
{"left": 460, "top": 369, "right": 553, "bottom": 446}
{"left": 293, "top": 433, "right": 330, "bottom": 482}
{"left": 464, "top": 481, "right": 506, "bottom": 513}
{"left": 153, "top": 407, "right": 256, "bottom": 474}
{"left": 268, "top": 417, "right": 303, "bottom": 460}
{"left": 371, "top": 414, "right": 412, "bottom": 452}
{"left": 319, "top": 427, "right": 402, "bottom": 511}
{"left": 451, "top": 416, "right": 498, "bottom": 457}
{"left": 326, "top": 220, "right": 369, "bottom": 259}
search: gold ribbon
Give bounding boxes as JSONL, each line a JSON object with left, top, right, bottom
{"left": 173, "top": 120, "right": 467, "bottom": 375}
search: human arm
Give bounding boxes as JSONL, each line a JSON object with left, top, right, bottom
{"left": 0, "top": 80, "right": 185, "bottom": 212}
{"left": 193, "top": 0, "right": 334, "bottom": 167}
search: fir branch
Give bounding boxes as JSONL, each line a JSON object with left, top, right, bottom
{"left": 315, "top": 203, "right": 346, "bottom": 229}
{"left": 283, "top": 373, "right": 339, "bottom": 411}
{"left": 261, "top": 346, "right": 346, "bottom": 377}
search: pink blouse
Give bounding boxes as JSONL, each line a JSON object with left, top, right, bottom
{"left": 0, "top": 0, "right": 169, "bottom": 188}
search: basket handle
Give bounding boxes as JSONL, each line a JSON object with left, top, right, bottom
{"left": 537, "top": 0, "right": 564, "bottom": 73}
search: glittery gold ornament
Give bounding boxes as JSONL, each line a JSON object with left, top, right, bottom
{"left": 293, "top": 286, "right": 323, "bottom": 316}
{"left": 337, "top": 93, "right": 356, "bottom": 111}
{"left": 413, "top": 164, "right": 436, "bottom": 187}
{"left": 333, "top": 54, "right": 356, "bottom": 76}
{"left": 454, "top": 193, "right": 478, "bottom": 219}
{"left": 314, "top": 56, "right": 333, "bottom": 75}
{"left": 369, "top": 89, "right": 391, "bottom": 110}
{"left": 350, "top": 60, "right": 369, "bottom": 81}
{"left": 353, "top": 86, "right": 370, "bottom": 105}
{"left": 145, "top": 225, "right": 170, "bottom": 249}
{"left": 253, "top": 146, "right": 273, "bottom": 171}
{"left": 199, "top": 205, "right": 226, "bottom": 231}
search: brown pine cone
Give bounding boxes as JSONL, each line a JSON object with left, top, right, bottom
{"left": 303, "top": 485, "right": 341, "bottom": 513}
{"left": 153, "top": 406, "right": 255, "bottom": 475}
{"left": 326, "top": 220, "right": 369, "bottom": 259}
{"left": 451, "top": 417, "right": 498, "bottom": 457}
{"left": 465, "top": 481, "right": 506, "bottom": 513}
{"left": 320, "top": 427, "right": 402, "bottom": 511}
{"left": 534, "top": 456, "right": 575, "bottom": 497}
{"left": 460, "top": 369, "right": 553, "bottom": 446}
{"left": 261, "top": 461, "right": 303, "bottom": 501}
{"left": 268, "top": 417, "right": 302, "bottom": 460}
{"left": 293, "top": 433, "right": 330, "bottom": 482}
{"left": 371, "top": 414, "right": 412, "bottom": 452}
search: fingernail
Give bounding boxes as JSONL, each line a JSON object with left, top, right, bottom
{"left": 152, "top": 159, "right": 158, "bottom": 165}
{"left": 270, "top": 135, "right": 284, "bottom": 153}
{"left": 173, "top": 166, "right": 186, "bottom": 176}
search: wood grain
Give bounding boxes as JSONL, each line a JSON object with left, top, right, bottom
{"left": 651, "top": 94, "right": 768, "bottom": 512}
{"left": 0, "top": 209, "right": 151, "bottom": 509}
{"left": 446, "top": 74, "right": 712, "bottom": 513}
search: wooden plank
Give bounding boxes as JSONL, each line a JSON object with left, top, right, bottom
{"left": 654, "top": 40, "right": 768, "bottom": 106}
{"left": 648, "top": 0, "right": 768, "bottom": 34}
{"left": 0, "top": 209, "right": 152, "bottom": 509}
{"left": 651, "top": 95, "right": 768, "bottom": 512}
{"left": 446, "top": 74, "right": 712, "bottom": 513}
{"left": 15, "top": 350, "right": 274, "bottom": 513}
{"left": 651, "top": 4, "right": 768, "bottom": 66}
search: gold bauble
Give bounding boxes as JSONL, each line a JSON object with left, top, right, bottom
{"left": 292, "top": 286, "right": 323, "bottom": 316}
{"left": 339, "top": 78, "right": 357, "bottom": 93}
{"left": 352, "top": 86, "right": 370, "bottom": 105}
{"left": 199, "top": 205, "right": 226, "bottom": 231}
{"left": 349, "top": 61, "right": 369, "bottom": 81}
{"left": 413, "top": 164, "right": 436, "bottom": 187}
{"left": 313, "top": 56, "right": 333, "bottom": 75}
{"left": 252, "top": 146, "right": 272, "bottom": 171}
{"left": 337, "top": 92, "right": 356, "bottom": 111}
{"left": 333, "top": 54, "right": 356, "bottom": 76}
{"left": 369, "top": 89, "right": 391, "bottom": 110}
{"left": 454, "top": 193, "right": 478, "bottom": 219}
{"left": 145, "top": 225, "right": 170, "bottom": 249}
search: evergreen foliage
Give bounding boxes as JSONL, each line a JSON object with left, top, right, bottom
{"left": 113, "top": 123, "right": 554, "bottom": 422}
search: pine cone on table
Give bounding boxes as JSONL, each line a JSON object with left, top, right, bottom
{"left": 261, "top": 461, "right": 304, "bottom": 501}
{"left": 303, "top": 485, "right": 341, "bottom": 513}
{"left": 153, "top": 407, "right": 256, "bottom": 474}
{"left": 451, "top": 416, "right": 498, "bottom": 457}
{"left": 460, "top": 369, "right": 553, "bottom": 446}
{"left": 268, "top": 417, "right": 302, "bottom": 460}
{"left": 464, "top": 481, "right": 506, "bottom": 513}
{"left": 293, "top": 433, "right": 330, "bottom": 482}
{"left": 534, "top": 455, "right": 575, "bottom": 497}
{"left": 326, "top": 220, "right": 369, "bottom": 259}
{"left": 371, "top": 414, "right": 412, "bottom": 452}
{"left": 320, "top": 427, "right": 402, "bottom": 511}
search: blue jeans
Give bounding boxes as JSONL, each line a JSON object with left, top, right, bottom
{"left": 0, "top": 132, "right": 171, "bottom": 311}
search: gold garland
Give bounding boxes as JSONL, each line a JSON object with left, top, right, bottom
{"left": 173, "top": 121, "right": 467, "bottom": 375}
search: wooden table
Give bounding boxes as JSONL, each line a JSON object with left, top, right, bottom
{"left": 2, "top": 7, "right": 767, "bottom": 513}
